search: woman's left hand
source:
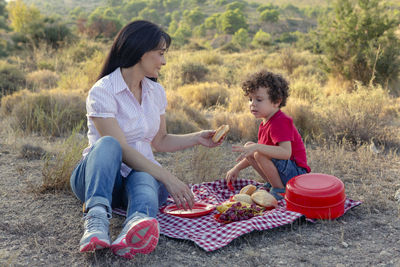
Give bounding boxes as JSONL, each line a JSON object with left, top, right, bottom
{"left": 197, "top": 130, "right": 224, "bottom": 147}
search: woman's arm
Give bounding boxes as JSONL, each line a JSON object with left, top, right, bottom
{"left": 151, "top": 114, "right": 220, "bottom": 152}
{"left": 91, "top": 116, "right": 194, "bottom": 209}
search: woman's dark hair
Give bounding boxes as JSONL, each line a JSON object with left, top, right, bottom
{"left": 241, "top": 70, "right": 289, "bottom": 108}
{"left": 97, "top": 20, "right": 171, "bottom": 80}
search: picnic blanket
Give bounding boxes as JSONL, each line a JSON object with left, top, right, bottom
{"left": 113, "top": 179, "right": 362, "bottom": 251}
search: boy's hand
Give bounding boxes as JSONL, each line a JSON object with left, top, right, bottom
{"left": 225, "top": 167, "right": 239, "bottom": 185}
{"left": 232, "top": 143, "right": 259, "bottom": 162}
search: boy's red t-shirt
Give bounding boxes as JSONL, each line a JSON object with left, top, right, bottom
{"left": 258, "top": 110, "right": 311, "bottom": 172}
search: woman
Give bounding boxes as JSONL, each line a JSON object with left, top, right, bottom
{"left": 70, "top": 20, "right": 221, "bottom": 259}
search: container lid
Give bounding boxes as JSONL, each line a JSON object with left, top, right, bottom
{"left": 285, "top": 173, "right": 346, "bottom": 207}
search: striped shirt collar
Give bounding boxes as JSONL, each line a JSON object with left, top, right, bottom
{"left": 112, "top": 67, "right": 155, "bottom": 95}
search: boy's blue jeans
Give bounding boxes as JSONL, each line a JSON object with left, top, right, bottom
{"left": 70, "top": 136, "right": 169, "bottom": 223}
{"left": 271, "top": 159, "right": 307, "bottom": 186}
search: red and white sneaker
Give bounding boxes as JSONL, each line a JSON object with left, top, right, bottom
{"left": 111, "top": 213, "right": 159, "bottom": 259}
{"left": 79, "top": 210, "right": 111, "bottom": 252}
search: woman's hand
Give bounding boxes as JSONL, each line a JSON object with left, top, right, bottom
{"left": 232, "top": 142, "right": 259, "bottom": 162}
{"left": 163, "top": 173, "right": 195, "bottom": 210}
{"left": 197, "top": 130, "right": 224, "bottom": 147}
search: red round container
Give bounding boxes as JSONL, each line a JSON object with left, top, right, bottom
{"left": 285, "top": 173, "right": 346, "bottom": 219}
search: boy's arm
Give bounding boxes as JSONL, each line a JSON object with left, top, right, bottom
{"left": 256, "top": 141, "right": 292, "bottom": 160}
{"left": 233, "top": 158, "right": 251, "bottom": 171}
{"left": 232, "top": 141, "right": 292, "bottom": 162}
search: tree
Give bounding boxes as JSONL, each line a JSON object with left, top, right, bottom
{"left": 226, "top": 1, "right": 246, "bottom": 11}
{"left": 217, "top": 9, "right": 247, "bottom": 34}
{"left": 232, "top": 28, "right": 249, "bottom": 48}
{"left": 251, "top": 29, "right": 271, "bottom": 47}
{"left": 7, "top": 0, "right": 42, "bottom": 33}
{"left": 260, "top": 9, "right": 279, "bottom": 23}
{"left": 0, "top": 0, "right": 8, "bottom": 30}
{"left": 182, "top": 8, "right": 205, "bottom": 28}
{"left": 318, "top": 0, "right": 400, "bottom": 86}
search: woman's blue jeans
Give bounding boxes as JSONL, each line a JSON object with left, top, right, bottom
{"left": 70, "top": 136, "right": 169, "bottom": 223}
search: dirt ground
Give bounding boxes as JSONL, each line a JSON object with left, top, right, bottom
{"left": 0, "top": 138, "right": 399, "bottom": 267}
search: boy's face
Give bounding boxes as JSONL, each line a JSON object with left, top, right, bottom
{"left": 248, "top": 87, "right": 280, "bottom": 122}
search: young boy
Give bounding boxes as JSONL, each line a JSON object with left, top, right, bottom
{"left": 225, "top": 70, "right": 311, "bottom": 200}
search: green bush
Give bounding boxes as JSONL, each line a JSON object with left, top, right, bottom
{"left": 251, "top": 29, "right": 271, "bottom": 48}
{"left": 0, "top": 61, "right": 25, "bottom": 98}
{"left": 317, "top": 0, "right": 400, "bottom": 86}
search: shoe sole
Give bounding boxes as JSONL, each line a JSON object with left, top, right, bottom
{"left": 111, "top": 218, "right": 159, "bottom": 258}
{"left": 80, "top": 237, "right": 110, "bottom": 252}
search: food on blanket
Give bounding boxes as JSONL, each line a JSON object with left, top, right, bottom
{"left": 239, "top": 184, "right": 257, "bottom": 195}
{"left": 232, "top": 193, "right": 253, "bottom": 204}
{"left": 217, "top": 202, "right": 263, "bottom": 223}
{"left": 216, "top": 201, "right": 250, "bottom": 213}
{"left": 227, "top": 180, "right": 234, "bottom": 191}
{"left": 251, "top": 190, "right": 278, "bottom": 208}
{"left": 212, "top": 124, "right": 230, "bottom": 143}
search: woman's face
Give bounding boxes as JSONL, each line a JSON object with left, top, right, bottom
{"left": 139, "top": 42, "right": 167, "bottom": 78}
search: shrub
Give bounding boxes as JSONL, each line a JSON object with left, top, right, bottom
{"left": 40, "top": 124, "right": 87, "bottom": 193}
{"left": 65, "top": 39, "right": 103, "bottom": 63}
{"left": 278, "top": 47, "right": 301, "bottom": 75}
{"left": 232, "top": 28, "right": 249, "bottom": 48}
{"left": 226, "top": 86, "right": 247, "bottom": 113}
{"left": 260, "top": 9, "right": 279, "bottom": 23}
{"left": 26, "top": 69, "right": 59, "bottom": 90}
{"left": 316, "top": 83, "right": 394, "bottom": 146}
{"left": 251, "top": 29, "right": 271, "bottom": 48}
{"left": 218, "top": 41, "right": 240, "bottom": 53}
{"left": 166, "top": 91, "right": 209, "bottom": 129}
{"left": 2, "top": 89, "right": 86, "bottom": 137}
{"left": 282, "top": 98, "right": 321, "bottom": 139}
{"left": 1, "top": 89, "right": 27, "bottom": 116}
{"left": 291, "top": 64, "right": 327, "bottom": 84}
{"left": 176, "top": 82, "right": 229, "bottom": 109}
{"left": 317, "top": 0, "right": 400, "bottom": 86}
{"left": 181, "top": 62, "right": 209, "bottom": 84}
{"left": 196, "top": 51, "right": 223, "bottom": 65}
{"left": 289, "top": 76, "right": 322, "bottom": 102}
{"left": 58, "top": 50, "right": 104, "bottom": 92}
{"left": 0, "top": 61, "right": 25, "bottom": 98}
{"left": 165, "top": 111, "right": 201, "bottom": 134}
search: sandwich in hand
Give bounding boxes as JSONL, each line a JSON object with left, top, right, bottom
{"left": 212, "top": 125, "right": 230, "bottom": 143}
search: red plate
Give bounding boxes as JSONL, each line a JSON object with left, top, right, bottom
{"left": 161, "top": 202, "right": 215, "bottom": 218}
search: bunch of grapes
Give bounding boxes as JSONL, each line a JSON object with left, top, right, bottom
{"left": 218, "top": 202, "right": 263, "bottom": 223}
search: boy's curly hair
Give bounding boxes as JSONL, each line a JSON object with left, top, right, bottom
{"left": 241, "top": 70, "right": 289, "bottom": 108}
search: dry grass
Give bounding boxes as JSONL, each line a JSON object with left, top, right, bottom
{"left": 26, "top": 69, "right": 59, "bottom": 91}
{"left": 39, "top": 125, "right": 88, "bottom": 193}
{"left": 176, "top": 82, "right": 230, "bottom": 109}
{"left": 1, "top": 89, "right": 86, "bottom": 137}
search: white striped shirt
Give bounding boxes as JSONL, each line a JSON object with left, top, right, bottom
{"left": 83, "top": 67, "right": 167, "bottom": 177}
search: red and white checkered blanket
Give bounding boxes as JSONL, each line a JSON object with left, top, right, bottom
{"left": 113, "top": 179, "right": 361, "bottom": 251}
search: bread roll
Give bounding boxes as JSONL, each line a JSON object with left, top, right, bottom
{"left": 239, "top": 184, "right": 257, "bottom": 195}
{"left": 251, "top": 190, "right": 278, "bottom": 208}
{"left": 232, "top": 193, "right": 253, "bottom": 204}
{"left": 212, "top": 125, "right": 230, "bottom": 143}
